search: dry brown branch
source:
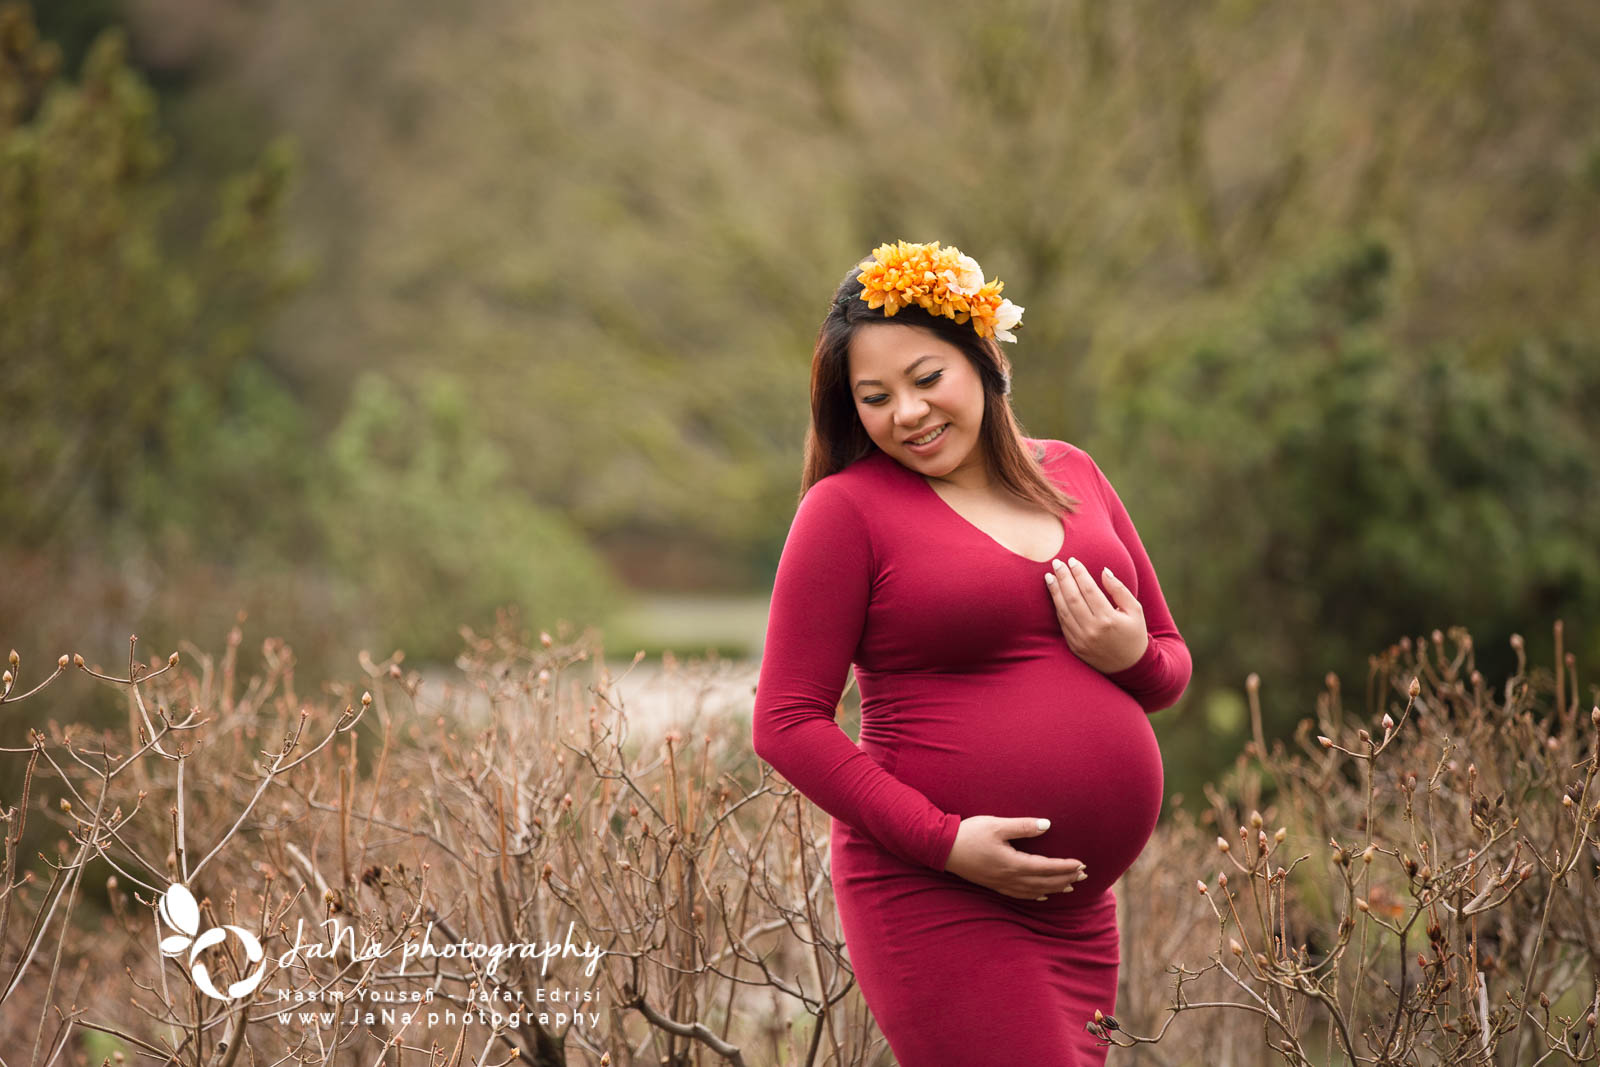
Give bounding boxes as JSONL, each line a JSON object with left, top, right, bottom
{"left": 1111, "top": 622, "right": 1599, "bottom": 1066}
{"left": 1, "top": 617, "right": 1593, "bottom": 1065}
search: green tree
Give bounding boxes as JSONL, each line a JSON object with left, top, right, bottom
{"left": 0, "top": 5, "right": 621, "bottom": 682}
{"left": 0, "top": 4, "right": 295, "bottom": 555}
{"left": 1100, "top": 235, "right": 1600, "bottom": 783}
{"left": 318, "top": 371, "right": 623, "bottom": 662}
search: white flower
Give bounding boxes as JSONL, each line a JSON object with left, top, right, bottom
{"left": 992, "top": 299, "right": 1024, "bottom": 343}
{"left": 950, "top": 254, "right": 985, "bottom": 296}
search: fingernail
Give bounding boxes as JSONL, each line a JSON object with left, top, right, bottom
{"left": 1044, "top": 573, "right": 1055, "bottom": 584}
{"left": 1051, "top": 558, "right": 1063, "bottom": 569}
{"left": 1068, "top": 556, "right": 1080, "bottom": 568}
{"left": 1036, "top": 818, "right": 1050, "bottom": 831}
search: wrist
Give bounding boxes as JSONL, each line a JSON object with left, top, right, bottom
{"left": 1106, "top": 633, "right": 1153, "bottom": 676}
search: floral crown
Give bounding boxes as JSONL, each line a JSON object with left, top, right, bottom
{"left": 855, "top": 240, "right": 1025, "bottom": 343}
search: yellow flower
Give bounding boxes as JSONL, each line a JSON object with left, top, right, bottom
{"left": 856, "top": 240, "right": 1023, "bottom": 342}
{"left": 964, "top": 279, "right": 1009, "bottom": 339}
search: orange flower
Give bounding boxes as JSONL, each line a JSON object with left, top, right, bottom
{"left": 856, "top": 240, "right": 1025, "bottom": 342}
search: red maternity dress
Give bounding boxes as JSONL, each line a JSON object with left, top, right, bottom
{"left": 751, "top": 438, "right": 1192, "bottom": 1066}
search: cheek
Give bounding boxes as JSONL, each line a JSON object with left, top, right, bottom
{"left": 854, "top": 403, "right": 887, "bottom": 434}
{"left": 937, "top": 384, "right": 980, "bottom": 421}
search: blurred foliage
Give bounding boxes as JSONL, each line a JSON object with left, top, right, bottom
{"left": 21, "top": 0, "right": 120, "bottom": 75}
{"left": 161, "top": 1, "right": 1599, "bottom": 521}
{"left": 3, "top": 1, "right": 1599, "bottom": 792}
{"left": 0, "top": 4, "right": 620, "bottom": 679}
{"left": 0, "top": 13, "right": 290, "bottom": 552}
{"left": 0, "top": 2, "right": 304, "bottom": 583}
{"left": 319, "top": 371, "right": 621, "bottom": 661}
{"left": 1100, "top": 234, "right": 1600, "bottom": 779}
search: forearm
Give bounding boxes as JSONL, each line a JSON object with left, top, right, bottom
{"left": 752, "top": 702, "right": 961, "bottom": 870}
{"left": 1103, "top": 629, "right": 1192, "bottom": 713}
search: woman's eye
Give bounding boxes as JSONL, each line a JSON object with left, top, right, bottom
{"left": 862, "top": 371, "right": 941, "bottom": 405}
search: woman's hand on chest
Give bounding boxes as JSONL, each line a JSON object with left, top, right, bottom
{"left": 1044, "top": 556, "right": 1150, "bottom": 674}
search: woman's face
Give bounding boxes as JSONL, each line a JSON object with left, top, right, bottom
{"left": 846, "top": 322, "right": 988, "bottom": 483}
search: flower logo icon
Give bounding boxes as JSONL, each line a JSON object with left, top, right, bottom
{"left": 157, "top": 883, "right": 268, "bottom": 1001}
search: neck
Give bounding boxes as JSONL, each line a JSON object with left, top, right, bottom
{"left": 926, "top": 447, "right": 993, "bottom": 492}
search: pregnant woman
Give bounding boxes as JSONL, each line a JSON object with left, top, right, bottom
{"left": 751, "top": 240, "right": 1192, "bottom": 1065}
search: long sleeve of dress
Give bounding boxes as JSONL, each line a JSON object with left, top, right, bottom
{"left": 1084, "top": 452, "right": 1194, "bottom": 713}
{"left": 750, "top": 478, "right": 963, "bottom": 872}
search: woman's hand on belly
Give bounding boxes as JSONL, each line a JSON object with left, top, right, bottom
{"left": 944, "top": 816, "right": 1090, "bottom": 901}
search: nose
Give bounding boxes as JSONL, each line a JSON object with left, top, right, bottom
{"left": 893, "top": 393, "right": 931, "bottom": 429}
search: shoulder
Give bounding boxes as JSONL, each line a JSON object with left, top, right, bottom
{"left": 1028, "top": 437, "right": 1116, "bottom": 504}
{"left": 790, "top": 458, "right": 893, "bottom": 568}
{"left": 807, "top": 449, "right": 901, "bottom": 499}
{"left": 795, "top": 452, "right": 896, "bottom": 527}
{"left": 1027, "top": 436, "right": 1094, "bottom": 471}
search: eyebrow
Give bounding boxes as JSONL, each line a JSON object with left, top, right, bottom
{"left": 853, "top": 355, "right": 942, "bottom": 391}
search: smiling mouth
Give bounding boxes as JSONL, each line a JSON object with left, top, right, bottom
{"left": 906, "top": 424, "right": 948, "bottom": 446}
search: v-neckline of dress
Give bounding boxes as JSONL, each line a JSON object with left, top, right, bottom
{"left": 905, "top": 454, "right": 1067, "bottom": 566}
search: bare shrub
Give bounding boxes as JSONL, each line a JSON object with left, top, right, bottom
{"left": 1, "top": 618, "right": 1592, "bottom": 1065}
{"left": 1113, "top": 622, "right": 1599, "bottom": 1066}
{"left": 0, "top": 616, "right": 882, "bottom": 1065}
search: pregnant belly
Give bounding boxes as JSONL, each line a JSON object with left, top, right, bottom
{"left": 857, "top": 658, "right": 1164, "bottom": 899}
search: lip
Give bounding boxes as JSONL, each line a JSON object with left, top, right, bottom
{"left": 902, "top": 422, "right": 950, "bottom": 452}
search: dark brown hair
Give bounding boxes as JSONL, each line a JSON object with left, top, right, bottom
{"left": 799, "top": 259, "right": 1079, "bottom": 517}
